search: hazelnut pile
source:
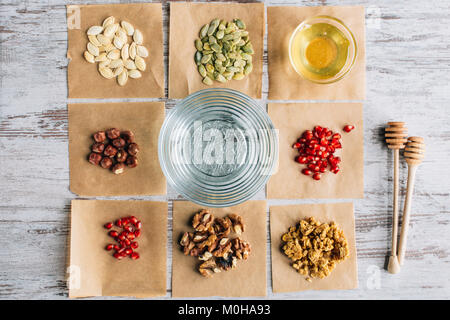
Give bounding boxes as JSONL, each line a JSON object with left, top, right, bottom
{"left": 88, "top": 128, "right": 140, "bottom": 174}
{"left": 179, "top": 210, "right": 251, "bottom": 278}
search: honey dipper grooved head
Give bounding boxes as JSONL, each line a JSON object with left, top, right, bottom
{"left": 403, "top": 136, "right": 425, "bottom": 165}
{"left": 385, "top": 122, "right": 408, "bottom": 149}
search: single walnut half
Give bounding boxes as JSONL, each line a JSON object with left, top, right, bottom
{"left": 228, "top": 213, "right": 245, "bottom": 235}
{"left": 192, "top": 210, "right": 215, "bottom": 232}
{"left": 199, "top": 259, "right": 221, "bottom": 277}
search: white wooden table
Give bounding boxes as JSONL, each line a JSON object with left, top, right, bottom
{"left": 0, "top": 0, "right": 449, "bottom": 299}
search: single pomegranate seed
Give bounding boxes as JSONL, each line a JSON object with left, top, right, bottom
{"left": 131, "top": 252, "right": 140, "bottom": 260}
{"left": 127, "top": 232, "right": 136, "bottom": 240}
{"left": 104, "top": 222, "right": 113, "bottom": 229}
{"left": 131, "top": 242, "right": 139, "bottom": 249}
{"left": 303, "top": 130, "right": 313, "bottom": 140}
{"left": 343, "top": 125, "right": 354, "bottom": 133}
{"left": 332, "top": 133, "right": 341, "bottom": 140}
{"left": 331, "top": 166, "right": 340, "bottom": 174}
{"left": 121, "top": 218, "right": 130, "bottom": 226}
{"left": 105, "top": 244, "right": 114, "bottom": 251}
{"left": 296, "top": 156, "right": 307, "bottom": 164}
{"left": 109, "top": 230, "right": 118, "bottom": 238}
{"left": 124, "top": 225, "right": 133, "bottom": 233}
{"left": 125, "top": 248, "right": 133, "bottom": 256}
{"left": 135, "top": 221, "right": 142, "bottom": 229}
{"left": 312, "top": 172, "right": 321, "bottom": 180}
{"left": 302, "top": 168, "right": 312, "bottom": 176}
{"left": 115, "top": 219, "right": 123, "bottom": 227}
{"left": 130, "top": 216, "right": 138, "bottom": 225}
{"left": 134, "top": 230, "right": 141, "bottom": 238}
{"left": 124, "top": 238, "right": 131, "bottom": 246}
{"left": 113, "top": 244, "right": 120, "bottom": 251}
{"left": 113, "top": 252, "right": 123, "bottom": 260}
{"left": 292, "top": 142, "right": 301, "bottom": 149}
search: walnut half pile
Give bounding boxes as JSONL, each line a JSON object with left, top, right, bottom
{"left": 281, "top": 217, "right": 349, "bottom": 281}
{"left": 180, "top": 210, "right": 251, "bottom": 278}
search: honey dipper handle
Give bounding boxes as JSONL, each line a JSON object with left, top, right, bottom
{"left": 398, "top": 165, "right": 418, "bottom": 265}
{"left": 391, "top": 150, "right": 400, "bottom": 255}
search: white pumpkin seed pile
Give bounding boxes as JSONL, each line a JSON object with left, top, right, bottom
{"left": 83, "top": 16, "right": 148, "bottom": 86}
{"left": 195, "top": 18, "right": 254, "bottom": 85}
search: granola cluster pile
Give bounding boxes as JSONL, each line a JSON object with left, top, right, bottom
{"left": 180, "top": 210, "right": 251, "bottom": 277}
{"left": 281, "top": 217, "right": 349, "bottom": 281}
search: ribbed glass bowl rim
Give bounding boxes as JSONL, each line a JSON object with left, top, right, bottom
{"left": 288, "top": 15, "right": 358, "bottom": 84}
{"left": 158, "top": 88, "right": 278, "bottom": 207}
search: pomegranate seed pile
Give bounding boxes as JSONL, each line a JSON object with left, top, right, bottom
{"left": 293, "top": 125, "right": 354, "bottom": 180}
{"left": 104, "top": 216, "right": 142, "bottom": 260}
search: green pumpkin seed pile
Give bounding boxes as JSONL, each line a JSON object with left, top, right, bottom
{"left": 195, "top": 18, "right": 254, "bottom": 85}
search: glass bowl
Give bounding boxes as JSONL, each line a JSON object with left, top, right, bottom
{"left": 158, "top": 88, "right": 278, "bottom": 207}
{"left": 289, "top": 15, "right": 357, "bottom": 84}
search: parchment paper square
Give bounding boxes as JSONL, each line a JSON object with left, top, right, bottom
{"left": 267, "top": 103, "right": 363, "bottom": 199}
{"left": 270, "top": 203, "right": 358, "bottom": 293}
{"left": 69, "top": 102, "right": 166, "bottom": 196}
{"left": 169, "top": 2, "right": 264, "bottom": 99}
{"left": 268, "top": 6, "right": 365, "bottom": 100}
{"left": 68, "top": 200, "right": 167, "bottom": 298}
{"left": 172, "top": 200, "right": 267, "bottom": 298}
{"left": 67, "top": 3, "right": 164, "bottom": 98}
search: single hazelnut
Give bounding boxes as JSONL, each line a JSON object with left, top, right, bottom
{"left": 116, "top": 149, "right": 128, "bottom": 163}
{"left": 92, "top": 142, "right": 105, "bottom": 153}
{"left": 93, "top": 131, "right": 106, "bottom": 143}
{"left": 106, "top": 128, "right": 121, "bottom": 140}
{"left": 88, "top": 152, "right": 102, "bottom": 165}
{"left": 128, "top": 143, "right": 140, "bottom": 156}
{"left": 126, "top": 156, "right": 138, "bottom": 168}
{"left": 100, "top": 157, "right": 113, "bottom": 169}
{"left": 104, "top": 145, "right": 118, "bottom": 157}
{"left": 112, "top": 163, "right": 125, "bottom": 175}
{"left": 121, "top": 130, "right": 135, "bottom": 144}
{"left": 112, "top": 138, "right": 126, "bottom": 149}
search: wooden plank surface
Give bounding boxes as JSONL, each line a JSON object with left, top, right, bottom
{"left": 0, "top": 0, "right": 449, "bottom": 299}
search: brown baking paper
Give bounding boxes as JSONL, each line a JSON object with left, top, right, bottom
{"left": 67, "top": 3, "right": 164, "bottom": 98}
{"left": 267, "top": 103, "right": 363, "bottom": 199}
{"left": 169, "top": 2, "right": 264, "bottom": 99}
{"left": 268, "top": 6, "right": 365, "bottom": 100}
{"left": 68, "top": 200, "right": 167, "bottom": 298}
{"left": 69, "top": 102, "right": 166, "bottom": 196}
{"left": 172, "top": 200, "right": 267, "bottom": 298}
{"left": 270, "top": 203, "right": 358, "bottom": 293}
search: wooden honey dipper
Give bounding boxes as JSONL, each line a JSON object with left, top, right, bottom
{"left": 385, "top": 122, "right": 408, "bottom": 274}
{"left": 397, "top": 137, "right": 425, "bottom": 266}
